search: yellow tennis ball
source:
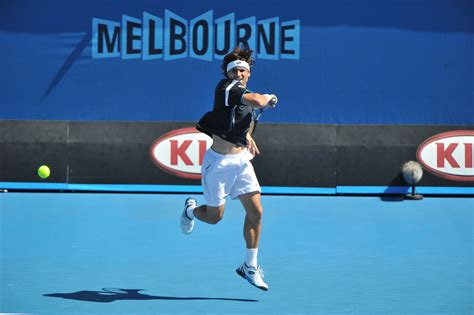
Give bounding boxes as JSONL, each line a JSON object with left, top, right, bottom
{"left": 38, "top": 165, "right": 51, "bottom": 179}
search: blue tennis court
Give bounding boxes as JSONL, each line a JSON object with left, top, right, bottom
{"left": 1, "top": 192, "right": 472, "bottom": 314}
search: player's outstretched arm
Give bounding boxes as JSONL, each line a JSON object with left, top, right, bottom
{"left": 242, "top": 93, "right": 278, "bottom": 108}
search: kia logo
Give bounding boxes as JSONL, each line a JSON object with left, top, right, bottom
{"left": 149, "top": 127, "right": 212, "bottom": 179}
{"left": 417, "top": 130, "right": 474, "bottom": 182}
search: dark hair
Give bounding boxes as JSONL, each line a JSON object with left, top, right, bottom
{"left": 221, "top": 46, "right": 255, "bottom": 77}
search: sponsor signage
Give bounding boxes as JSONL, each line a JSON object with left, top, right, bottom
{"left": 417, "top": 130, "right": 474, "bottom": 182}
{"left": 92, "top": 10, "right": 300, "bottom": 60}
{"left": 149, "top": 127, "right": 212, "bottom": 179}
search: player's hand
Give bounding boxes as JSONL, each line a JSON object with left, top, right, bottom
{"left": 247, "top": 135, "right": 260, "bottom": 157}
{"left": 263, "top": 94, "right": 278, "bottom": 108}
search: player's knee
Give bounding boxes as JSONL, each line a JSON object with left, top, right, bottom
{"left": 249, "top": 206, "right": 263, "bottom": 223}
{"left": 206, "top": 207, "right": 224, "bottom": 224}
{"left": 209, "top": 212, "right": 224, "bottom": 224}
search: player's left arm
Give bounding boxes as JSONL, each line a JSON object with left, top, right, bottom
{"left": 246, "top": 120, "right": 260, "bottom": 156}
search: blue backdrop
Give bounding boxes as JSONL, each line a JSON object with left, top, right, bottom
{"left": 1, "top": 0, "right": 473, "bottom": 124}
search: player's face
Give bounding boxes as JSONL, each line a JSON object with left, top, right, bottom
{"left": 228, "top": 67, "right": 251, "bottom": 85}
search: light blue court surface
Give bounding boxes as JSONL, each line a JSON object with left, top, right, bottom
{"left": 0, "top": 193, "right": 472, "bottom": 315}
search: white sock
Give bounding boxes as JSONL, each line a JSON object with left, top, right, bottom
{"left": 245, "top": 248, "right": 258, "bottom": 268}
{"left": 185, "top": 205, "right": 195, "bottom": 219}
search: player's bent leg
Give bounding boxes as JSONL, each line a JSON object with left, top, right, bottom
{"left": 194, "top": 204, "right": 225, "bottom": 225}
{"left": 180, "top": 200, "right": 225, "bottom": 234}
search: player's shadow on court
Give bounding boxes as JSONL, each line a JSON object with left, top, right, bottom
{"left": 44, "top": 288, "right": 258, "bottom": 303}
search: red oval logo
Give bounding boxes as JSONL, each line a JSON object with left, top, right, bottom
{"left": 149, "top": 127, "right": 213, "bottom": 179}
{"left": 417, "top": 130, "right": 474, "bottom": 182}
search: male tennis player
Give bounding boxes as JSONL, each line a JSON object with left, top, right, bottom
{"left": 180, "top": 47, "right": 277, "bottom": 291}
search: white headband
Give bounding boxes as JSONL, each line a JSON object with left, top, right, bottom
{"left": 226, "top": 60, "right": 250, "bottom": 73}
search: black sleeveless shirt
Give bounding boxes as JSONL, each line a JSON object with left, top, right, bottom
{"left": 196, "top": 79, "right": 255, "bottom": 147}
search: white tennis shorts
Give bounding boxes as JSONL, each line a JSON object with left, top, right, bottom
{"left": 201, "top": 148, "right": 261, "bottom": 207}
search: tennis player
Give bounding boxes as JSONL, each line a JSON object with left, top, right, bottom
{"left": 180, "top": 47, "right": 277, "bottom": 291}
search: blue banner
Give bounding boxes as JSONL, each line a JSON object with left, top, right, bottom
{"left": 0, "top": 0, "right": 472, "bottom": 124}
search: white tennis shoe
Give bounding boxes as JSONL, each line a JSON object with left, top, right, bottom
{"left": 180, "top": 198, "right": 196, "bottom": 234}
{"left": 236, "top": 263, "right": 268, "bottom": 291}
